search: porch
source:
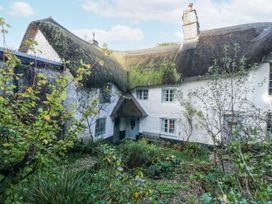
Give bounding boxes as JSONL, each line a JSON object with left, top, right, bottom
{"left": 111, "top": 94, "right": 147, "bottom": 142}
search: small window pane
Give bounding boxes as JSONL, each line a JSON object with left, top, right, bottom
{"left": 161, "top": 118, "right": 176, "bottom": 134}
{"left": 95, "top": 118, "right": 106, "bottom": 137}
{"left": 162, "top": 89, "right": 176, "bottom": 102}
{"left": 136, "top": 89, "right": 148, "bottom": 100}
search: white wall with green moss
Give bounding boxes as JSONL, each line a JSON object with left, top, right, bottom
{"left": 133, "top": 63, "right": 271, "bottom": 145}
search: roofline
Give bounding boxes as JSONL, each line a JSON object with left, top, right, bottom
{"left": 0, "top": 47, "right": 63, "bottom": 68}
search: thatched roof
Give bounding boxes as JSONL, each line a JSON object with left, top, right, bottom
{"left": 177, "top": 22, "right": 272, "bottom": 78}
{"left": 19, "top": 18, "right": 128, "bottom": 91}
{"left": 112, "top": 44, "right": 181, "bottom": 89}
{"left": 19, "top": 18, "right": 272, "bottom": 90}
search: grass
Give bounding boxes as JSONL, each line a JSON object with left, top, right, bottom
{"left": 166, "top": 148, "right": 208, "bottom": 161}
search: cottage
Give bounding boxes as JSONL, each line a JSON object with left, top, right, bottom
{"left": 17, "top": 4, "right": 272, "bottom": 144}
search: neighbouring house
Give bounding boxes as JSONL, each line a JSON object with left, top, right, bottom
{"left": 14, "top": 4, "right": 272, "bottom": 145}
{"left": 0, "top": 46, "right": 63, "bottom": 91}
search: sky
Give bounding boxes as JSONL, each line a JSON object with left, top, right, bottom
{"left": 0, "top": 0, "right": 271, "bottom": 51}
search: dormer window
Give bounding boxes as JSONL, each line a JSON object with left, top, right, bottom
{"left": 136, "top": 89, "right": 148, "bottom": 100}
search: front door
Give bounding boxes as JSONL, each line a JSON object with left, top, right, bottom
{"left": 127, "top": 117, "right": 139, "bottom": 139}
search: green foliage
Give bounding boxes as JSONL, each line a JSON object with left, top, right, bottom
{"left": 120, "top": 140, "right": 162, "bottom": 168}
{"left": 183, "top": 143, "right": 210, "bottom": 158}
{"left": 90, "top": 143, "right": 154, "bottom": 203}
{"left": 151, "top": 181, "right": 180, "bottom": 202}
{"left": 128, "top": 61, "right": 181, "bottom": 89}
{"left": 119, "top": 140, "right": 180, "bottom": 178}
{"left": 23, "top": 169, "right": 90, "bottom": 204}
{"left": 199, "top": 139, "right": 272, "bottom": 203}
{"left": 200, "top": 193, "right": 213, "bottom": 204}
{"left": 0, "top": 19, "right": 100, "bottom": 201}
{"left": 72, "top": 138, "right": 99, "bottom": 155}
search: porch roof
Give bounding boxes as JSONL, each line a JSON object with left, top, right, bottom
{"left": 111, "top": 94, "right": 148, "bottom": 118}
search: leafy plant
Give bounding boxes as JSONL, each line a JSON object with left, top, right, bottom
{"left": 0, "top": 18, "right": 101, "bottom": 201}
{"left": 183, "top": 143, "right": 210, "bottom": 158}
{"left": 23, "top": 169, "right": 90, "bottom": 204}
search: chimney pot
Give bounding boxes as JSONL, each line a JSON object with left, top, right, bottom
{"left": 188, "top": 3, "right": 193, "bottom": 10}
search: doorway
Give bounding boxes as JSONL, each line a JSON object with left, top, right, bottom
{"left": 127, "top": 117, "right": 139, "bottom": 139}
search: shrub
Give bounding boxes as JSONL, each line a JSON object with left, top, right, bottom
{"left": 119, "top": 140, "right": 180, "bottom": 179}
{"left": 183, "top": 143, "right": 209, "bottom": 158}
{"left": 148, "top": 160, "right": 173, "bottom": 178}
{"left": 23, "top": 169, "right": 90, "bottom": 204}
{"left": 119, "top": 140, "right": 163, "bottom": 169}
{"left": 72, "top": 138, "right": 99, "bottom": 155}
{"left": 90, "top": 143, "right": 154, "bottom": 203}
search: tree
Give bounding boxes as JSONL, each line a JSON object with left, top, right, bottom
{"left": 178, "top": 44, "right": 272, "bottom": 200}
{"left": 0, "top": 18, "right": 103, "bottom": 201}
{"left": 178, "top": 44, "right": 268, "bottom": 166}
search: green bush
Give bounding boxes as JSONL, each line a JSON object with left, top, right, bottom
{"left": 72, "top": 138, "right": 99, "bottom": 155}
{"left": 183, "top": 143, "right": 209, "bottom": 158}
{"left": 119, "top": 140, "right": 180, "bottom": 179}
{"left": 148, "top": 160, "right": 173, "bottom": 178}
{"left": 119, "top": 140, "right": 163, "bottom": 169}
{"left": 23, "top": 169, "right": 90, "bottom": 204}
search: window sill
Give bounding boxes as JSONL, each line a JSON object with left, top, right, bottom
{"left": 160, "top": 134, "right": 178, "bottom": 140}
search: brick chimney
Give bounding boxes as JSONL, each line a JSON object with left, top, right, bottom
{"left": 182, "top": 3, "right": 200, "bottom": 42}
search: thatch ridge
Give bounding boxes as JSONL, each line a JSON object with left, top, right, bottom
{"left": 177, "top": 22, "right": 272, "bottom": 78}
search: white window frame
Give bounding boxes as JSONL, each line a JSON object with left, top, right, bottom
{"left": 136, "top": 89, "right": 148, "bottom": 100}
{"left": 161, "top": 118, "right": 176, "bottom": 134}
{"left": 95, "top": 118, "right": 106, "bottom": 137}
{"left": 162, "top": 88, "right": 176, "bottom": 102}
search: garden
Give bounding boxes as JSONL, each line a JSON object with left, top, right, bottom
{"left": 3, "top": 139, "right": 272, "bottom": 203}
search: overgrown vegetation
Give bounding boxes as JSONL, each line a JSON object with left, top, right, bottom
{"left": 1, "top": 18, "right": 272, "bottom": 204}
{"left": 7, "top": 139, "right": 210, "bottom": 203}
{"left": 0, "top": 18, "right": 100, "bottom": 201}
{"left": 128, "top": 61, "right": 181, "bottom": 89}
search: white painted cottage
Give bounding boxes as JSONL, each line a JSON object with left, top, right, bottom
{"left": 18, "top": 4, "right": 272, "bottom": 145}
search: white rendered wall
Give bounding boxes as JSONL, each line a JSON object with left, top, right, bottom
{"left": 133, "top": 63, "right": 272, "bottom": 145}
{"left": 27, "top": 29, "right": 62, "bottom": 62}
{"left": 66, "top": 80, "right": 120, "bottom": 141}
{"left": 27, "top": 29, "right": 120, "bottom": 141}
